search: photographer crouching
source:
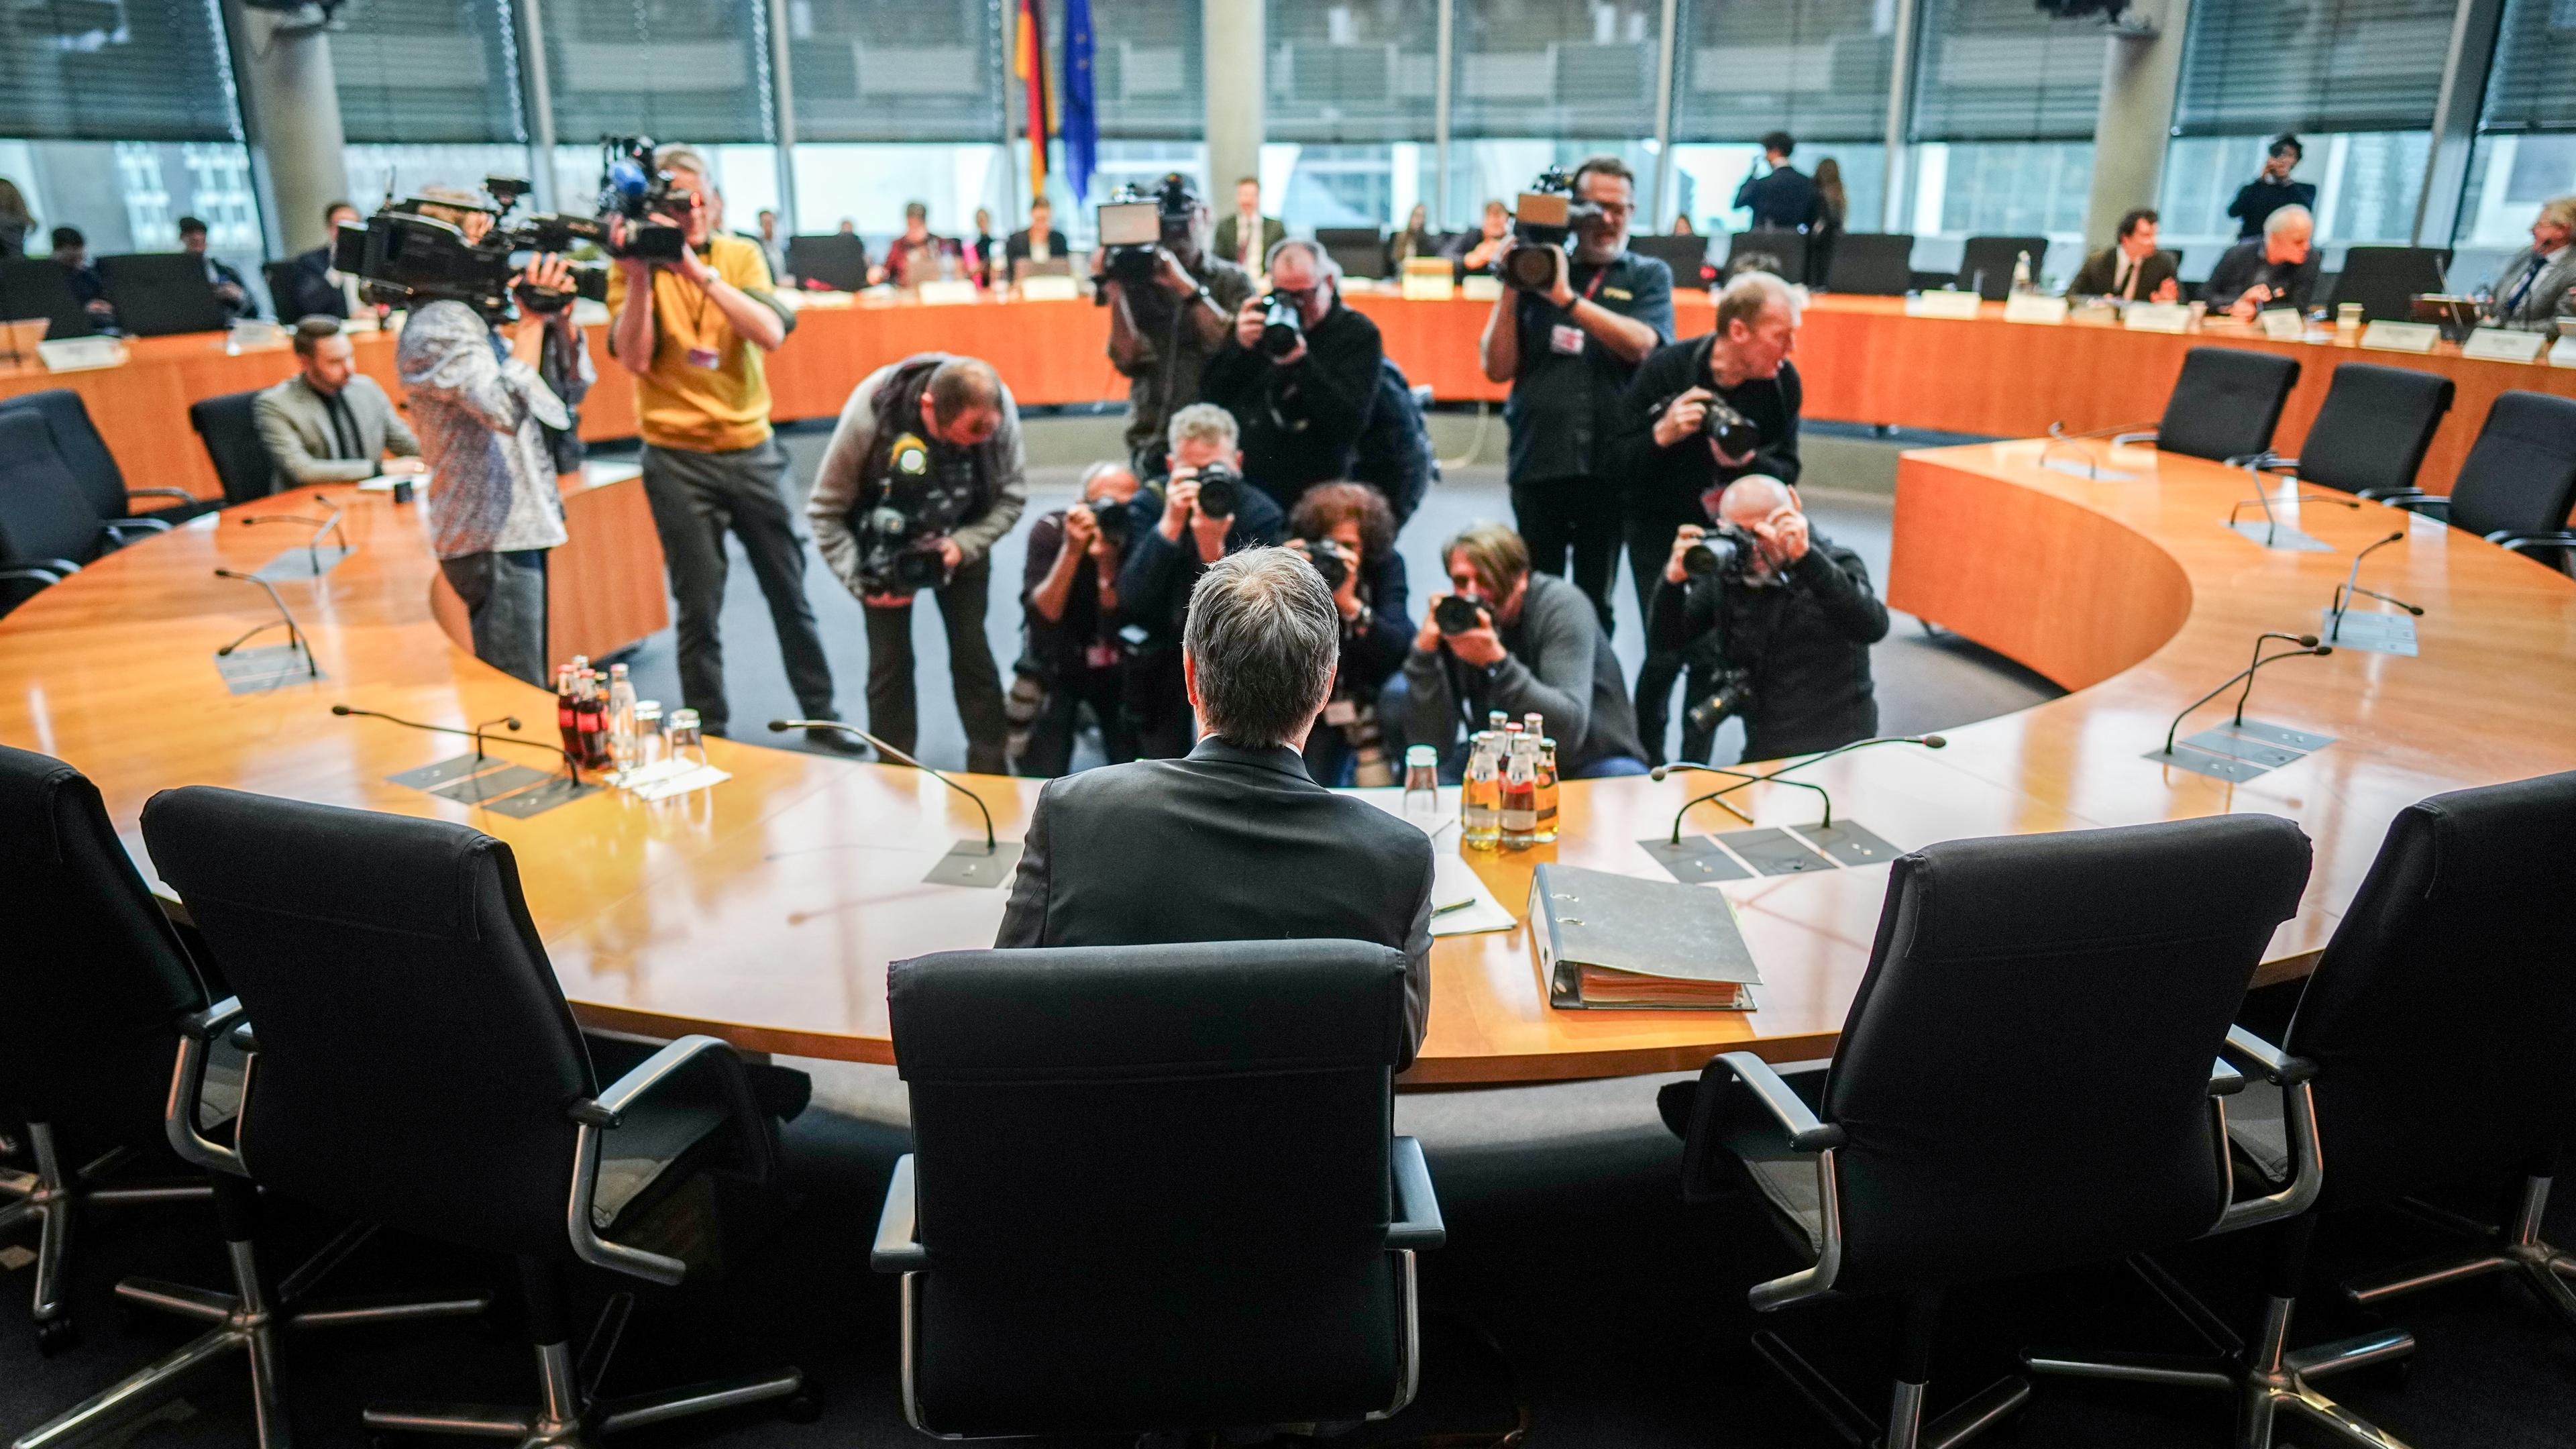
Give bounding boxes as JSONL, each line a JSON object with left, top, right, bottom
{"left": 809, "top": 355, "right": 1027, "bottom": 775}
{"left": 1199, "top": 238, "right": 1386, "bottom": 516}
{"left": 1012, "top": 462, "right": 1144, "bottom": 776}
{"left": 1649, "top": 475, "right": 1886, "bottom": 766}
{"left": 1609, "top": 268, "right": 1805, "bottom": 763}
{"left": 1118, "top": 404, "right": 1287, "bottom": 759}
{"left": 1284, "top": 483, "right": 1413, "bottom": 786}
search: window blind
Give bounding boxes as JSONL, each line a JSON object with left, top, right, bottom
{"left": 333, "top": 0, "right": 527, "bottom": 145}
{"left": 1451, "top": 0, "right": 1662, "bottom": 140}
{"left": 1081, "top": 0, "right": 1201, "bottom": 140}
{"left": 1265, "top": 0, "right": 1439, "bottom": 145}
{"left": 2171, "top": 0, "right": 2457, "bottom": 137}
{"left": 786, "top": 0, "right": 1004, "bottom": 143}
{"left": 2481, "top": 0, "right": 2576, "bottom": 133}
{"left": 1674, "top": 0, "right": 1894, "bottom": 145}
{"left": 0, "top": 0, "right": 241, "bottom": 142}
{"left": 541, "top": 0, "right": 771, "bottom": 146}
{"left": 1909, "top": 0, "right": 2108, "bottom": 143}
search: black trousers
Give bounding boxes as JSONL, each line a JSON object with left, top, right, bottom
{"left": 862, "top": 557, "right": 1009, "bottom": 775}
{"left": 1625, "top": 493, "right": 1705, "bottom": 765}
{"left": 639, "top": 438, "right": 837, "bottom": 733}
{"left": 1016, "top": 660, "right": 1136, "bottom": 777}
{"left": 1510, "top": 473, "right": 1621, "bottom": 635}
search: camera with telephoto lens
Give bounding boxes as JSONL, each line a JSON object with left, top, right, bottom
{"left": 1096, "top": 173, "right": 1197, "bottom": 290}
{"left": 855, "top": 504, "right": 949, "bottom": 593}
{"left": 1684, "top": 667, "right": 1755, "bottom": 736}
{"left": 1296, "top": 535, "right": 1352, "bottom": 592}
{"left": 1500, "top": 166, "right": 1603, "bottom": 293}
{"left": 1653, "top": 389, "right": 1762, "bottom": 459}
{"left": 1434, "top": 594, "right": 1487, "bottom": 635}
{"left": 1191, "top": 462, "right": 1243, "bottom": 521}
{"left": 1680, "top": 522, "right": 1761, "bottom": 582}
{"left": 1083, "top": 496, "right": 1132, "bottom": 550}
{"left": 1256, "top": 292, "right": 1303, "bottom": 358}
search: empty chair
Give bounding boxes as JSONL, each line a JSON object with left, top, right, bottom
{"left": 1719, "top": 229, "right": 1803, "bottom": 284}
{"left": 138, "top": 786, "right": 810, "bottom": 1446}
{"left": 97, "top": 252, "right": 231, "bottom": 336}
{"left": 2374, "top": 390, "right": 2576, "bottom": 573}
{"left": 1316, "top": 226, "right": 1389, "bottom": 279}
{"left": 1823, "top": 232, "right": 1914, "bottom": 294}
{"left": 188, "top": 390, "right": 274, "bottom": 506}
{"left": 1662, "top": 814, "right": 2314, "bottom": 1449}
{"left": 2121, "top": 346, "right": 2302, "bottom": 463}
{"left": 875, "top": 939, "right": 1443, "bottom": 1438}
{"left": 1631, "top": 231, "right": 1714, "bottom": 284}
{"left": 0, "top": 409, "right": 116, "bottom": 611}
{"left": 2329, "top": 246, "right": 2449, "bottom": 324}
{"left": 0, "top": 258, "right": 100, "bottom": 341}
{"left": 2273, "top": 362, "right": 2455, "bottom": 498}
{"left": 0, "top": 388, "right": 214, "bottom": 531}
{"left": 1957, "top": 235, "right": 2047, "bottom": 300}
{"left": 786, "top": 233, "right": 869, "bottom": 291}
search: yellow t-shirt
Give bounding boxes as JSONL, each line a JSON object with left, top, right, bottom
{"left": 604, "top": 232, "right": 781, "bottom": 452}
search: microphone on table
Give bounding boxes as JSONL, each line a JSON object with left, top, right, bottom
{"left": 1654, "top": 735, "right": 1947, "bottom": 845}
{"left": 2329, "top": 531, "right": 2423, "bottom": 637}
{"left": 2038, "top": 419, "right": 2155, "bottom": 478}
{"left": 2159, "top": 633, "right": 2333, "bottom": 757}
{"left": 211, "top": 568, "right": 317, "bottom": 676}
{"left": 332, "top": 703, "right": 582, "bottom": 786}
{"left": 471, "top": 714, "right": 524, "bottom": 763}
{"left": 242, "top": 501, "right": 347, "bottom": 576}
{"left": 770, "top": 720, "right": 996, "bottom": 853}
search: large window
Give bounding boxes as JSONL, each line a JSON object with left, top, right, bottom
{"left": 1672, "top": 0, "right": 1894, "bottom": 149}
{"left": 333, "top": 0, "right": 528, "bottom": 146}
{"left": 0, "top": 0, "right": 242, "bottom": 142}
{"left": 1902, "top": 0, "right": 2104, "bottom": 257}
{"left": 1452, "top": 1, "right": 1663, "bottom": 150}
{"left": 2160, "top": 131, "right": 2430, "bottom": 265}
{"left": 1083, "top": 0, "right": 1200, "bottom": 141}
{"left": 541, "top": 0, "right": 773, "bottom": 146}
{"left": 1667, "top": 141, "right": 1884, "bottom": 237}
{"left": 1267, "top": 0, "right": 1438, "bottom": 147}
{"left": 2455, "top": 133, "right": 2576, "bottom": 252}
{"left": 790, "top": 142, "right": 1003, "bottom": 238}
{"left": 785, "top": 0, "right": 1004, "bottom": 144}
{"left": 2457, "top": 0, "right": 2576, "bottom": 252}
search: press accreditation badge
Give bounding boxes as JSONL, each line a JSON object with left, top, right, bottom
{"left": 684, "top": 345, "right": 721, "bottom": 370}
{"left": 1324, "top": 699, "right": 1359, "bottom": 726}
{"left": 1549, "top": 323, "right": 1585, "bottom": 356}
{"left": 1084, "top": 642, "right": 1122, "bottom": 670}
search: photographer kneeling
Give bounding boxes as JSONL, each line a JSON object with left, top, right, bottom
{"left": 1012, "top": 462, "right": 1144, "bottom": 777}
{"left": 1400, "top": 523, "right": 1646, "bottom": 780}
{"left": 809, "top": 354, "right": 1027, "bottom": 775}
{"left": 1609, "top": 268, "right": 1805, "bottom": 763}
{"left": 1118, "top": 404, "right": 1286, "bottom": 758}
{"left": 1285, "top": 483, "right": 1413, "bottom": 786}
{"left": 1199, "top": 238, "right": 1385, "bottom": 516}
{"left": 1648, "top": 475, "right": 1886, "bottom": 767}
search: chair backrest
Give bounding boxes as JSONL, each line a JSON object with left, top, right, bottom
{"left": 140, "top": 786, "right": 598, "bottom": 1260}
{"left": 0, "top": 258, "right": 99, "bottom": 340}
{"left": 0, "top": 388, "right": 129, "bottom": 523}
{"left": 1825, "top": 232, "right": 1913, "bottom": 294}
{"left": 0, "top": 747, "right": 206, "bottom": 1135}
{"left": 2444, "top": 390, "right": 2576, "bottom": 543}
{"left": 1631, "top": 231, "right": 1715, "bottom": 283}
{"left": 1820, "top": 814, "right": 2312, "bottom": 1295}
{"left": 786, "top": 233, "right": 868, "bottom": 291}
{"left": 1957, "top": 235, "right": 2047, "bottom": 300}
{"left": 2289, "top": 772, "right": 2576, "bottom": 1207}
{"left": 1712, "top": 229, "right": 1798, "bottom": 283}
{"left": 890, "top": 939, "right": 1411, "bottom": 1435}
{"left": 97, "top": 252, "right": 229, "bottom": 336}
{"left": 2331, "top": 245, "right": 2449, "bottom": 323}
{"left": 2296, "top": 362, "right": 2455, "bottom": 496}
{"left": 2156, "top": 346, "right": 2301, "bottom": 462}
{"left": 258, "top": 261, "right": 309, "bottom": 321}
{"left": 0, "top": 407, "right": 107, "bottom": 570}
{"left": 189, "top": 390, "right": 274, "bottom": 506}
{"left": 1316, "top": 227, "right": 1387, "bottom": 279}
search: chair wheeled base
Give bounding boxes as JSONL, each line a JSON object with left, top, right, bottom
{"left": 2345, "top": 1175, "right": 2576, "bottom": 1334}
{"left": 1752, "top": 1328, "right": 2031, "bottom": 1449}
{"left": 0, "top": 1122, "right": 213, "bottom": 1353}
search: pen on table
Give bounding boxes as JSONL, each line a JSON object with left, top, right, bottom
{"left": 1432, "top": 899, "right": 1477, "bottom": 918}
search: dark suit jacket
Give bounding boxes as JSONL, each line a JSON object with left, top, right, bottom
{"left": 1212, "top": 213, "right": 1287, "bottom": 270}
{"left": 997, "top": 736, "right": 1438, "bottom": 1066}
{"left": 1004, "top": 227, "right": 1071, "bottom": 267}
{"left": 1734, "top": 166, "right": 1819, "bottom": 233}
{"left": 280, "top": 245, "right": 349, "bottom": 319}
{"left": 2202, "top": 239, "right": 2321, "bottom": 313}
{"left": 2064, "top": 246, "right": 2180, "bottom": 301}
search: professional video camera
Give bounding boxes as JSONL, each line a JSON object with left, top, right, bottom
{"left": 1095, "top": 173, "right": 1198, "bottom": 290}
{"left": 1191, "top": 460, "right": 1244, "bottom": 522}
{"left": 1433, "top": 594, "right": 1488, "bottom": 635}
{"left": 1255, "top": 292, "right": 1303, "bottom": 358}
{"left": 1500, "top": 166, "right": 1601, "bottom": 293}
{"left": 1684, "top": 666, "right": 1754, "bottom": 736}
{"left": 853, "top": 503, "right": 951, "bottom": 594}
{"left": 1653, "top": 390, "right": 1764, "bottom": 460}
{"left": 1680, "top": 522, "right": 1762, "bottom": 582}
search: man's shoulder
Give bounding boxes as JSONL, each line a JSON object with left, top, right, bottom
{"left": 705, "top": 233, "right": 772, "bottom": 287}
{"left": 252, "top": 375, "right": 303, "bottom": 411}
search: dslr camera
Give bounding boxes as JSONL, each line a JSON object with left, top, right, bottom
{"left": 1095, "top": 173, "right": 1197, "bottom": 290}
{"left": 1189, "top": 461, "right": 1244, "bottom": 522}
{"left": 1082, "top": 496, "right": 1133, "bottom": 551}
{"left": 1684, "top": 667, "right": 1755, "bottom": 736}
{"left": 1654, "top": 390, "right": 1763, "bottom": 460}
{"left": 1295, "top": 535, "right": 1353, "bottom": 592}
{"left": 1500, "top": 166, "right": 1603, "bottom": 293}
{"left": 1255, "top": 292, "right": 1303, "bottom": 358}
{"left": 1680, "top": 522, "right": 1762, "bottom": 582}
{"left": 1433, "top": 594, "right": 1489, "bottom": 635}
{"left": 853, "top": 504, "right": 950, "bottom": 594}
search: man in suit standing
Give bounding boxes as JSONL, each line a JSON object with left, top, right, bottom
{"left": 176, "top": 216, "right": 256, "bottom": 320}
{"left": 998, "top": 546, "right": 1438, "bottom": 1064}
{"left": 2481, "top": 195, "right": 2576, "bottom": 332}
{"left": 1212, "top": 176, "right": 1285, "bottom": 278}
{"left": 252, "top": 316, "right": 424, "bottom": 492}
{"left": 2228, "top": 135, "right": 2315, "bottom": 240}
{"left": 1733, "top": 132, "right": 1817, "bottom": 235}
{"left": 1003, "top": 197, "right": 1071, "bottom": 274}
{"left": 2065, "top": 207, "right": 2181, "bottom": 303}
{"left": 280, "top": 201, "right": 362, "bottom": 320}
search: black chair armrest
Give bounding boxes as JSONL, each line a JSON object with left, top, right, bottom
{"left": 2107, "top": 429, "right": 2157, "bottom": 449}
{"left": 1693, "top": 1053, "right": 1846, "bottom": 1311}
{"left": 1387, "top": 1136, "right": 1444, "bottom": 1250}
{"left": 166, "top": 996, "right": 248, "bottom": 1173}
{"left": 2209, "top": 1027, "right": 2323, "bottom": 1235}
{"left": 2208, "top": 1057, "right": 2247, "bottom": 1097}
{"left": 104, "top": 517, "right": 176, "bottom": 543}
{"left": 1713, "top": 1051, "right": 1844, "bottom": 1152}
{"left": 2220, "top": 1025, "right": 2314, "bottom": 1085}
{"left": 564, "top": 1033, "right": 758, "bottom": 1287}
{"left": 4, "top": 557, "right": 83, "bottom": 578}
{"left": 871, "top": 1153, "right": 924, "bottom": 1273}
{"left": 0, "top": 567, "right": 66, "bottom": 588}
{"left": 127, "top": 487, "right": 201, "bottom": 506}
{"left": 2492, "top": 531, "right": 2576, "bottom": 560}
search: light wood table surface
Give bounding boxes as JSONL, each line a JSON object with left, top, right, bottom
{"left": 2, "top": 441, "right": 2568, "bottom": 1083}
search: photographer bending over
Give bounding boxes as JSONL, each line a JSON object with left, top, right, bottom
{"left": 1285, "top": 483, "right": 1413, "bottom": 786}
{"left": 1199, "top": 237, "right": 1385, "bottom": 515}
{"left": 1609, "top": 268, "right": 1805, "bottom": 763}
{"left": 1401, "top": 523, "right": 1645, "bottom": 780}
{"left": 810, "top": 354, "right": 1027, "bottom": 775}
{"left": 1118, "top": 404, "right": 1285, "bottom": 759}
{"left": 1012, "top": 462, "right": 1144, "bottom": 777}
{"left": 1648, "top": 475, "right": 1886, "bottom": 767}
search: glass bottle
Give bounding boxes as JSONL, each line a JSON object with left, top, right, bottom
{"left": 606, "top": 663, "right": 639, "bottom": 775}
{"left": 1461, "top": 732, "right": 1502, "bottom": 850}
{"left": 1500, "top": 736, "right": 1538, "bottom": 850}
{"left": 1401, "top": 744, "right": 1440, "bottom": 831}
{"left": 555, "top": 665, "right": 581, "bottom": 761}
{"left": 1534, "top": 737, "right": 1561, "bottom": 843}
{"left": 574, "top": 668, "right": 609, "bottom": 770}
{"left": 2010, "top": 250, "right": 2033, "bottom": 294}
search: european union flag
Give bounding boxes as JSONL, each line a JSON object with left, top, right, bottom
{"left": 1061, "top": 0, "right": 1097, "bottom": 203}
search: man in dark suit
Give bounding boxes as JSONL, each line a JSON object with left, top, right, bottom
{"left": 998, "top": 546, "right": 1438, "bottom": 1064}
{"left": 176, "top": 215, "right": 256, "bottom": 319}
{"left": 2065, "top": 207, "right": 2181, "bottom": 303}
{"left": 2204, "top": 204, "right": 2320, "bottom": 321}
{"left": 1733, "top": 131, "right": 1818, "bottom": 234}
{"left": 1002, "top": 197, "right": 1071, "bottom": 274}
{"left": 279, "top": 201, "right": 362, "bottom": 320}
{"left": 1212, "top": 176, "right": 1287, "bottom": 276}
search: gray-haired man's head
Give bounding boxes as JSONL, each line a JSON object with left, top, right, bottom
{"left": 1182, "top": 547, "right": 1341, "bottom": 749}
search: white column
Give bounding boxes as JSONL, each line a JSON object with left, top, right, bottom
{"left": 2080, "top": 0, "right": 2192, "bottom": 253}
{"left": 223, "top": 0, "right": 351, "bottom": 256}
{"left": 1203, "top": 0, "right": 1265, "bottom": 201}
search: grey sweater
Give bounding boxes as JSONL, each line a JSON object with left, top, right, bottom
{"left": 1403, "top": 572, "right": 1645, "bottom": 775}
{"left": 807, "top": 358, "right": 1028, "bottom": 597}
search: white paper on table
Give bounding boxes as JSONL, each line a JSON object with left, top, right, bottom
{"left": 625, "top": 763, "right": 730, "bottom": 802}
{"left": 1429, "top": 853, "right": 1517, "bottom": 937}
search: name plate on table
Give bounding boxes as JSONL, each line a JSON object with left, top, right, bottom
{"left": 1460, "top": 276, "right": 1504, "bottom": 301}
{"left": 2461, "top": 327, "right": 2548, "bottom": 364}
{"left": 2125, "top": 303, "right": 2192, "bottom": 333}
{"left": 1399, "top": 259, "right": 1455, "bottom": 301}
{"left": 2361, "top": 321, "right": 2439, "bottom": 354}
{"left": 2003, "top": 294, "right": 2068, "bottom": 325}
{"left": 225, "top": 320, "right": 287, "bottom": 353}
{"left": 38, "top": 336, "right": 126, "bottom": 372}
{"left": 2257, "top": 308, "right": 2305, "bottom": 340}
{"left": 1905, "top": 290, "right": 1983, "bottom": 319}
{"left": 914, "top": 279, "right": 980, "bottom": 306}
{"left": 1016, "top": 274, "right": 1079, "bottom": 302}
{"left": 2554, "top": 337, "right": 2576, "bottom": 368}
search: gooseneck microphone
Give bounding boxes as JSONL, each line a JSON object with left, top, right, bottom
{"left": 1654, "top": 734, "right": 1948, "bottom": 843}
{"left": 2330, "top": 531, "right": 2423, "bottom": 635}
{"left": 2037, "top": 419, "right": 2155, "bottom": 479}
{"left": 332, "top": 704, "right": 582, "bottom": 785}
{"left": 770, "top": 720, "right": 996, "bottom": 853}
{"left": 2160, "top": 633, "right": 2333, "bottom": 757}
{"left": 471, "top": 714, "right": 524, "bottom": 762}
{"left": 210, "top": 568, "right": 317, "bottom": 676}
{"left": 243, "top": 502, "right": 347, "bottom": 576}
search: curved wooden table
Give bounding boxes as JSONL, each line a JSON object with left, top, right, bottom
{"left": 2, "top": 441, "right": 2569, "bottom": 1083}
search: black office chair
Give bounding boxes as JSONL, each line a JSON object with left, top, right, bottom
{"left": 2029, "top": 773, "right": 2576, "bottom": 1447}
{"left": 2255, "top": 363, "right": 2454, "bottom": 500}
{"left": 1824, "top": 233, "right": 1914, "bottom": 294}
{"left": 0, "top": 409, "right": 117, "bottom": 612}
{"left": 2372, "top": 390, "right": 2576, "bottom": 574}
{"left": 2330, "top": 246, "right": 2450, "bottom": 324}
{"left": 0, "top": 258, "right": 100, "bottom": 340}
{"left": 189, "top": 389, "right": 275, "bottom": 506}
{"left": 1317, "top": 226, "right": 1389, "bottom": 280}
{"left": 785, "top": 233, "right": 868, "bottom": 291}
{"left": 97, "top": 252, "right": 232, "bottom": 336}
{"left": 875, "top": 939, "right": 1444, "bottom": 1438}
{"left": 0, "top": 388, "right": 214, "bottom": 531}
{"left": 1663, "top": 814, "right": 2314, "bottom": 1449}
{"left": 1957, "top": 235, "right": 2047, "bottom": 300}
{"left": 0, "top": 747, "right": 215, "bottom": 1355}
{"left": 2115, "top": 346, "right": 2302, "bottom": 464}
{"left": 1721, "top": 228, "right": 1803, "bottom": 284}
{"left": 139, "top": 786, "right": 810, "bottom": 1446}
